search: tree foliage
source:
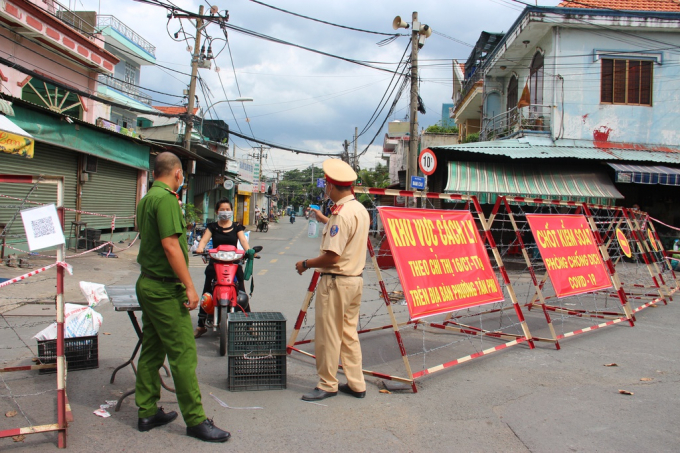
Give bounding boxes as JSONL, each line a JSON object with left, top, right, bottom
{"left": 277, "top": 162, "right": 390, "bottom": 209}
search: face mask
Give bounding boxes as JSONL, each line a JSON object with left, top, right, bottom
{"left": 217, "top": 211, "right": 233, "bottom": 221}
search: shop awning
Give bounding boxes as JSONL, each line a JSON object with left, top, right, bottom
{"left": 607, "top": 163, "right": 680, "bottom": 185}
{"left": 0, "top": 115, "right": 34, "bottom": 158}
{"left": 445, "top": 161, "right": 623, "bottom": 204}
{"left": 11, "top": 105, "right": 150, "bottom": 169}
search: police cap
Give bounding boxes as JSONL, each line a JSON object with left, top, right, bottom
{"left": 323, "top": 159, "right": 357, "bottom": 187}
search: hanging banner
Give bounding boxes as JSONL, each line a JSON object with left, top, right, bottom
{"left": 0, "top": 115, "right": 34, "bottom": 158}
{"left": 526, "top": 214, "right": 612, "bottom": 298}
{"left": 378, "top": 207, "right": 503, "bottom": 320}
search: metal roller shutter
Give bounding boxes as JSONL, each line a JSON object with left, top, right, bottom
{"left": 81, "top": 159, "right": 138, "bottom": 230}
{"left": 0, "top": 143, "right": 78, "bottom": 243}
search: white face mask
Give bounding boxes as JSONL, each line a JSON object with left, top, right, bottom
{"left": 217, "top": 211, "right": 233, "bottom": 221}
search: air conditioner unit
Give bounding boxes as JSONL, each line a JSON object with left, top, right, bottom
{"left": 84, "top": 155, "right": 98, "bottom": 173}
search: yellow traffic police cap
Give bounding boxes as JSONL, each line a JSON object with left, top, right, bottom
{"left": 323, "top": 159, "right": 357, "bottom": 186}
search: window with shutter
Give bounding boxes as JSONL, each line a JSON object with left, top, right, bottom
{"left": 601, "top": 58, "right": 652, "bottom": 106}
{"left": 601, "top": 59, "right": 613, "bottom": 103}
{"left": 613, "top": 60, "right": 627, "bottom": 103}
{"left": 640, "top": 61, "right": 652, "bottom": 105}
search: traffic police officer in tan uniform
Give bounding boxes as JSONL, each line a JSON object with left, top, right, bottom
{"left": 295, "top": 159, "right": 370, "bottom": 401}
{"left": 135, "top": 152, "right": 230, "bottom": 442}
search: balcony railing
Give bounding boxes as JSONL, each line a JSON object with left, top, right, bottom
{"left": 42, "top": 0, "right": 97, "bottom": 39}
{"left": 481, "top": 105, "right": 552, "bottom": 141}
{"left": 459, "top": 70, "right": 483, "bottom": 103}
{"left": 97, "top": 15, "right": 156, "bottom": 58}
{"left": 98, "top": 74, "right": 152, "bottom": 106}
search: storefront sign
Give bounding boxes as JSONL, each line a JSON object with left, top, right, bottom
{"left": 378, "top": 207, "right": 503, "bottom": 320}
{"left": 526, "top": 214, "right": 612, "bottom": 298}
{"left": 237, "top": 160, "right": 254, "bottom": 194}
{"left": 96, "top": 117, "right": 139, "bottom": 138}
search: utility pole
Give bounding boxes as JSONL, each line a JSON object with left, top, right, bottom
{"left": 353, "top": 126, "right": 358, "bottom": 171}
{"left": 342, "top": 140, "right": 350, "bottom": 164}
{"left": 408, "top": 11, "right": 419, "bottom": 201}
{"left": 183, "top": 5, "right": 204, "bottom": 152}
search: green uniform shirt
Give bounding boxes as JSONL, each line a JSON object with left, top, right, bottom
{"left": 137, "top": 181, "right": 188, "bottom": 278}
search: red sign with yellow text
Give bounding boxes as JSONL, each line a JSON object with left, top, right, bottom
{"left": 526, "top": 214, "right": 612, "bottom": 298}
{"left": 378, "top": 207, "right": 503, "bottom": 320}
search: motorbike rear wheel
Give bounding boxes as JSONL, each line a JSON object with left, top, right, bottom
{"left": 219, "top": 307, "right": 228, "bottom": 356}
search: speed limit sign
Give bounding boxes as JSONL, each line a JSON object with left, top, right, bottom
{"left": 419, "top": 148, "right": 437, "bottom": 175}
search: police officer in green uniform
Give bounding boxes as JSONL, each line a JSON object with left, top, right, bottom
{"left": 135, "top": 152, "right": 230, "bottom": 442}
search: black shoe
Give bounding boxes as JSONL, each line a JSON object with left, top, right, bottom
{"left": 138, "top": 407, "right": 178, "bottom": 432}
{"left": 338, "top": 383, "right": 366, "bottom": 398}
{"left": 301, "top": 387, "right": 337, "bottom": 401}
{"left": 186, "top": 418, "right": 231, "bottom": 443}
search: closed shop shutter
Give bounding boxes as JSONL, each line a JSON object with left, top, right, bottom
{"left": 0, "top": 143, "right": 78, "bottom": 243}
{"left": 81, "top": 159, "right": 138, "bottom": 229}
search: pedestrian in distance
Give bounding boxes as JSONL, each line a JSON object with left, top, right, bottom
{"left": 194, "top": 198, "right": 252, "bottom": 338}
{"left": 135, "top": 152, "right": 231, "bottom": 442}
{"left": 295, "top": 159, "right": 370, "bottom": 401}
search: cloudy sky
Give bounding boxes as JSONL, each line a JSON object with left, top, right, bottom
{"left": 80, "top": 0, "right": 561, "bottom": 176}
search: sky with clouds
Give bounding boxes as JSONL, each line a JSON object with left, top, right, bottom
{"left": 79, "top": 0, "right": 561, "bottom": 176}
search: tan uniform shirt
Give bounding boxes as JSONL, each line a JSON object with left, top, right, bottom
{"left": 319, "top": 194, "right": 370, "bottom": 276}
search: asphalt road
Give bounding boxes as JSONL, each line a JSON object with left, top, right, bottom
{"left": 1, "top": 219, "right": 679, "bottom": 452}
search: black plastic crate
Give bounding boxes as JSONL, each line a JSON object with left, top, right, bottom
{"left": 85, "top": 228, "right": 101, "bottom": 240}
{"left": 37, "top": 335, "right": 99, "bottom": 374}
{"left": 227, "top": 353, "right": 286, "bottom": 391}
{"left": 227, "top": 312, "right": 286, "bottom": 356}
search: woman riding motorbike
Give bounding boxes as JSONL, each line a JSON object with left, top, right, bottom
{"left": 194, "top": 198, "right": 252, "bottom": 338}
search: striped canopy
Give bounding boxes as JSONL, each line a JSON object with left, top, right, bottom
{"left": 607, "top": 163, "right": 680, "bottom": 185}
{"left": 445, "top": 161, "right": 623, "bottom": 205}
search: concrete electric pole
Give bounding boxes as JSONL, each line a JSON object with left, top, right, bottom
{"left": 342, "top": 140, "right": 350, "bottom": 164}
{"left": 353, "top": 126, "right": 358, "bottom": 171}
{"left": 393, "top": 12, "right": 431, "bottom": 204}
{"left": 408, "top": 11, "right": 419, "bottom": 198}
{"left": 183, "top": 5, "right": 204, "bottom": 152}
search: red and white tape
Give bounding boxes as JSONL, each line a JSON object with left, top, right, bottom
{"left": 649, "top": 216, "right": 680, "bottom": 232}
{"left": 0, "top": 261, "right": 72, "bottom": 289}
{"left": 0, "top": 193, "right": 135, "bottom": 219}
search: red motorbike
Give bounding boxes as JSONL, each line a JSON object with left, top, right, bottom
{"left": 197, "top": 244, "right": 262, "bottom": 356}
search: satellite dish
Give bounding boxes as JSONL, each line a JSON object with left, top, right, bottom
{"left": 392, "top": 16, "right": 409, "bottom": 30}
{"left": 223, "top": 180, "right": 234, "bottom": 190}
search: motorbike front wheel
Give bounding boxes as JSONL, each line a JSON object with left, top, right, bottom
{"left": 219, "top": 307, "right": 228, "bottom": 356}
{"left": 262, "top": 223, "right": 269, "bottom": 233}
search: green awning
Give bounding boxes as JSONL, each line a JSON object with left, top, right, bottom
{"left": 445, "top": 161, "right": 623, "bottom": 205}
{"left": 11, "top": 105, "right": 150, "bottom": 170}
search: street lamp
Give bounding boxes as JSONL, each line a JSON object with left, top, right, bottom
{"left": 199, "top": 97, "right": 254, "bottom": 137}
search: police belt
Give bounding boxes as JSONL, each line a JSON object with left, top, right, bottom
{"left": 319, "top": 273, "right": 363, "bottom": 278}
{"left": 141, "top": 272, "right": 181, "bottom": 283}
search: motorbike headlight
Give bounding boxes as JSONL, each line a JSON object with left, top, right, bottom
{"left": 209, "top": 251, "right": 244, "bottom": 261}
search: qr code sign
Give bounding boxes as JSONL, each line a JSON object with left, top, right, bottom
{"left": 31, "top": 217, "right": 56, "bottom": 238}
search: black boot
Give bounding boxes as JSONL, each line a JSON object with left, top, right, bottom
{"left": 186, "top": 418, "right": 231, "bottom": 443}
{"left": 138, "top": 407, "right": 178, "bottom": 432}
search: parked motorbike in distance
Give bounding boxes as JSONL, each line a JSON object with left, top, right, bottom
{"left": 194, "top": 244, "right": 262, "bottom": 356}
